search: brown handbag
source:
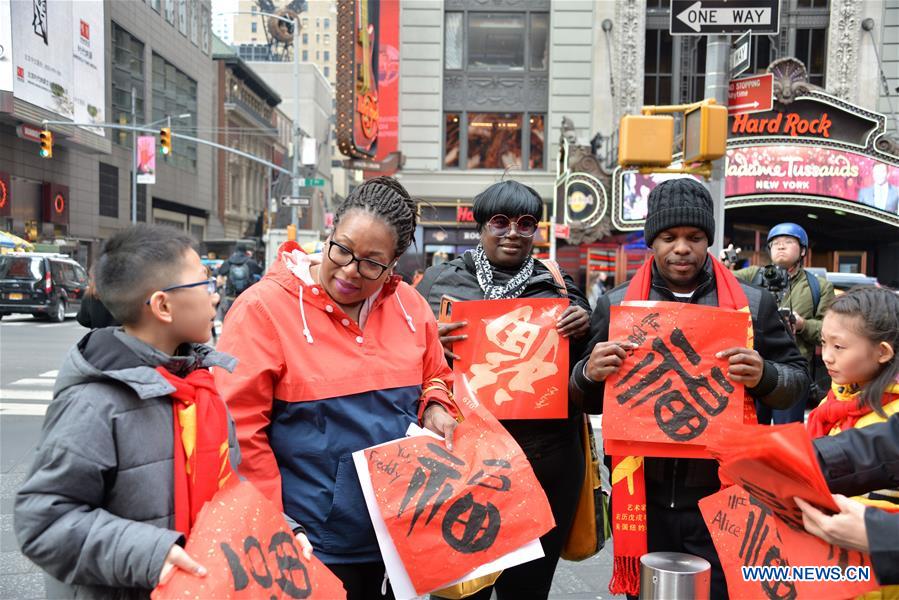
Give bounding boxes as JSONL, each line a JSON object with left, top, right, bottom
{"left": 560, "top": 415, "right": 609, "bottom": 560}
{"left": 538, "top": 259, "right": 609, "bottom": 560}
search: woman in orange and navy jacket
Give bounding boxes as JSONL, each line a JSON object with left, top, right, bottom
{"left": 215, "top": 177, "right": 458, "bottom": 600}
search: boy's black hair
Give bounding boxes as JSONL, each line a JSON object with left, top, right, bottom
{"left": 827, "top": 286, "right": 899, "bottom": 417}
{"left": 95, "top": 224, "right": 196, "bottom": 324}
{"left": 333, "top": 176, "right": 418, "bottom": 257}
{"left": 472, "top": 180, "right": 543, "bottom": 232}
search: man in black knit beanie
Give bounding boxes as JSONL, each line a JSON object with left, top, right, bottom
{"left": 571, "top": 178, "right": 809, "bottom": 599}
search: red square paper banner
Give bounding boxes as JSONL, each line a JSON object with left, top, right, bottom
{"left": 700, "top": 486, "right": 878, "bottom": 600}
{"left": 152, "top": 482, "right": 346, "bottom": 600}
{"left": 604, "top": 301, "right": 750, "bottom": 458}
{"left": 452, "top": 298, "right": 569, "bottom": 420}
{"left": 361, "top": 378, "right": 555, "bottom": 594}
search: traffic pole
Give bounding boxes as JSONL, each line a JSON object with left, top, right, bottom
{"left": 703, "top": 35, "right": 729, "bottom": 256}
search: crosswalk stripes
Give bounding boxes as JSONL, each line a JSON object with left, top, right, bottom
{"left": 0, "top": 370, "right": 58, "bottom": 417}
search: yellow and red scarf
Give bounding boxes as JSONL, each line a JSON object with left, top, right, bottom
{"left": 156, "top": 367, "right": 237, "bottom": 538}
{"left": 807, "top": 379, "right": 899, "bottom": 439}
{"left": 609, "top": 255, "right": 751, "bottom": 596}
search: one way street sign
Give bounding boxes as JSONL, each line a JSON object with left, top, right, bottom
{"left": 670, "top": 0, "right": 780, "bottom": 35}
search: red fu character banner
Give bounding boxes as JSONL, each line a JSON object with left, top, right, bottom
{"left": 358, "top": 379, "right": 555, "bottom": 595}
{"left": 701, "top": 424, "right": 881, "bottom": 599}
{"left": 152, "top": 482, "right": 346, "bottom": 600}
{"left": 451, "top": 298, "right": 569, "bottom": 420}
{"left": 604, "top": 301, "right": 751, "bottom": 458}
{"left": 700, "top": 486, "right": 879, "bottom": 600}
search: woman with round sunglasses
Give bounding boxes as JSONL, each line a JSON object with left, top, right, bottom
{"left": 417, "top": 180, "right": 592, "bottom": 600}
{"left": 215, "top": 177, "right": 457, "bottom": 599}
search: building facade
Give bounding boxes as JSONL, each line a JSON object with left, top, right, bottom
{"left": 213, "top": 37, "right": 285, "bottom": 240}
{"left": 0, "top": 0, "right": 217, "bottom": 266}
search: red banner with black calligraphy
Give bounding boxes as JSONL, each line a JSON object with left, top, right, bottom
{"left": 701, "top": 423, "right": 881, "bottom": 599}
{"left": 359, "top": 378, "right": 556, "bottom": 595}
{"left": 151, "top": 481, "right": 346, "bottom": 600}
{"left": 603, "top": 302, "right": 752, "bottom": 459}
{"left": 700, "top": 485, "right": 879, "bottom": 600}
{"left": 451, "top": 298, "right": 569, "bottom": 420}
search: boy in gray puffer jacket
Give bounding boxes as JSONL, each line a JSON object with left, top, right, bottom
{"left": 15, "top": 225, "right": 238, "bottom": 599}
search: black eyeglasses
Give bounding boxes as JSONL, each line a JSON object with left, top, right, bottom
{"left": 486, "top": 214, "right": 538, "bottom": 238}
{"left": 327, "top": 240, "right": 393, "bottom": 281}
{"left": 145, "top": 278, "right": 217, "bottom": 305}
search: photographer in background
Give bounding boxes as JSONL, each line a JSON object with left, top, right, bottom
{"left": 731, "top": 223, "right": 835, "bottom": 423}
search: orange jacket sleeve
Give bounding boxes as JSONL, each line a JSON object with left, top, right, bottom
{"left": 418, "top": 309, "right": 458, "bottom": 422}
{"left": 214, "top": 292, "right": 287, "bottom": 510}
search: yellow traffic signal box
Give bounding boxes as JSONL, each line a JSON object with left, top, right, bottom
{"left": 683, "top": 103, "right": 727, "bottom": 164}
{"left": 618, "top": 115, "right": 674, "bottom": 167}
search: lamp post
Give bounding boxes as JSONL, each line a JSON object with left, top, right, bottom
{"left": 131, "top": 111, "right": 192, "bottom": 224}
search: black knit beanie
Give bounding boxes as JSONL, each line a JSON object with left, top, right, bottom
{"left": 644, "top": 178, "right": 715, "bottom": 246}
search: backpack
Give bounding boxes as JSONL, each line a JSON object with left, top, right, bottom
{"left": 227, "top": 262, "right": 251, "bottom": 296}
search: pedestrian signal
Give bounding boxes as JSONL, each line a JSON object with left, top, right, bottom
{"left": 39, "top": 129, "right": 53, "bottom": 159}
{"left": 683, "top": 103, "right": 727, "bottom": 164}
{"left": 618, "top": 115, "right": 674, "bottom": 167}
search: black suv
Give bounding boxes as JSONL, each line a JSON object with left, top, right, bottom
{"left": 0, "top": 253, "right": 88, "bottom": 322}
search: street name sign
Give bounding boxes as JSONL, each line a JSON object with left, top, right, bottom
{"left": 727, "top": 73, "right": 774, "bottom": 116}
{"left": 730, "top": 31, "right": 752, "bottom": 79}
{"left": 303, "top": 178, "right": 326, "bottom": 187}
{"left": 671, "top": 0, "right": 780, "bottom": 35}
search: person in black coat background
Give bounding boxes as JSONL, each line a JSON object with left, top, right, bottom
{"left": 76, "top": 270, "right": 119, "bottom": 329}
{"left": 417, "top": 180, "right": 592, "bottom": 600}
{"left": 795, "top": 413, "right": 899, "bottom": 585}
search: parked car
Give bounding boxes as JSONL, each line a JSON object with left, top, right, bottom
{"left": 806, "top": 268, "right": 881, "bottom": 294}
{"left": 0, "top": 253, "right": 88, "bottom": 321}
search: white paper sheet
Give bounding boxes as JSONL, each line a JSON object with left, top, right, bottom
{"left": 352, "top": 425, "right": 545, "bottom": 600}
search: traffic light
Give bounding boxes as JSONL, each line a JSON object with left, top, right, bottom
{"left": 39, "top": 129, "right": 53, "bottom": 159}
{"left": 159, "top": 127, "right": 172, "bottom": 155}
{"left": 682, "top": 103, "right": 727, "bottom": 164}
{"left": 618, "top": 115, "right": 674, "bottom": 167}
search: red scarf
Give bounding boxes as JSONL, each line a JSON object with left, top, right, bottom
{"left": 609, "top": 255, "right": 750, "bottom": 596}
{"left": 156, "top": 366, "right": 237, "bottom": 538}
{"left": 807, "top": 381, "right": 899, "bottom": 439}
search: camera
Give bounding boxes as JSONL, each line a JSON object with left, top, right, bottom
{"left": 757, "top": 264, "right": 796, "bottom": 334}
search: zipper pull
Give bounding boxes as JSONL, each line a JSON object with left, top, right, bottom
{"left": 381, "top": 570, "right": 388, "bottom": 596}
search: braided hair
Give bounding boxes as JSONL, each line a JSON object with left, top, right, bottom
{"left": 333, "top": 176, "right": 418, "bottom": 257}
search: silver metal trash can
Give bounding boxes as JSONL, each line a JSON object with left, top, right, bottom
{"left": 639, "top": 552, "right": 711, "bottom": 600}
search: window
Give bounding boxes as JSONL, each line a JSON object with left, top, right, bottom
{"left": 251, "top": 5, "right": 257, "bottom": 13}
{"left": 443, "top": 112, "right": 545, "bottom": 170}
{"left": 152, "top": 53, "right": 198, "bottom": 171}
{"left": 316, "top": 17, "right": 320, "bottom": 28}
{"left": 324, "top": 50, "right": 330, "bottom": 62}
{"left": 302, "top": 32, "right": 308, "bottom": 44}
{"left": 529, "top": 114, "right": 545, "bottom": 169}
{"left": 316, "top": 33, "right": 320, "bottom": 44}
{"left": 444, "top": 12, "right": 463, "bottom": 69}
{"left": 111, "top": 23, "right": 145, "bottom": 147}
{"left": 643, "top": 29, "right": 673, "bottom": 105}
{"left": 646, "top": 0, "right": 671, "bottom": 8}
{"left": 324, "top": 34, "right": 331, "bottom": 44}
{"left": 444, "top": 113, "right": 460, "bottom": 168}
{"left": 164, "top": 0, "right": 174, "bottom": 24}
{"left": 795, "top": 28, "right": 827, "bottom": 86}
{"left": 324, "top": 66, "right": 330, "bottom": 77}
{"left": 150, "top": 0, "right": 160, "bottom": 12}
{"left": 251, "top": 22, "right": 257, "bottom": 33}
{"left": 316, "top": 50, "right": 320, "bottom": 60}
{"left": 468, "top": 13, "right": 525, "bottom": 69}
{"left": 99, "top": 163, "right": 119, "bottom": 218}
{"left": 302, "top": 17, "right": 309, "bottom": 28}
{"left": 324, "top": 17, "right": 330, "bottom": 30}
{"left": 178, "top": 0, "right": 188, "bottom": 35}
{"left": 797, "top": 0, "right": 828, "bottom": 6}
{"left": 190, "top": 0, "right": 199, "bottom": 45}
{"left": 529, "top": 13, "right": 549, "bottom": 70}
{"left": 302, "top": 50, "right": 308, "bottom": 61}
{"left": 201, "top": 4, "right": 210, "bottom": 54}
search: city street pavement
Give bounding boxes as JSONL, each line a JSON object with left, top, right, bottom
{"left": 0, "top": 315, "right": 619, "bottom": 599}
